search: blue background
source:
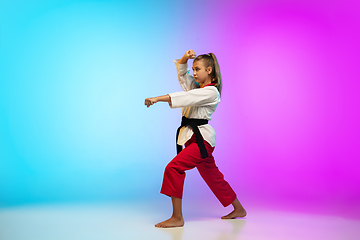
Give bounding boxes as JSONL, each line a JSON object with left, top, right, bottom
{"left": 0, "top": 0, "right": 194, "bottom": 206}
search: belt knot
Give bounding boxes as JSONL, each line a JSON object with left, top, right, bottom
{"left": 176, "top": 116, "right": 209, "bottom": 158}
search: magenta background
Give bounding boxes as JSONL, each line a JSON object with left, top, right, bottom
{"left": 184, "top": 0, "right": 360, "bottom": 217}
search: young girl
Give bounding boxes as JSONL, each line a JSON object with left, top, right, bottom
{"left": 145, "top": 50, "right": 246, "bottom": 228}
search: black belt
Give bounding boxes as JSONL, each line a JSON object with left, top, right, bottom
{"left": 176, "top": 116, "right": 209, "bottom": 159}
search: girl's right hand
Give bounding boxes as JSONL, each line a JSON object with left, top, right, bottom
{"left": 186, "top": 49, "right": 196, "bottom": 59}
{"left": 145, "top": 97, "right": 157, "bottom": 108}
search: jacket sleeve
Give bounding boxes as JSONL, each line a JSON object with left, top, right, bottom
{"left": 174, "top": 59, "right": 199, "bottom": 91}
{"left": 169, "top": 87, "right": 220, "bottom": 108}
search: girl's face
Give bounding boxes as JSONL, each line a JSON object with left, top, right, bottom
{"left": 192, "top": 60, "right": 212, "bottom": 85}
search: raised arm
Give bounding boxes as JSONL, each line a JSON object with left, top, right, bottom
{"left": 178, "top": 50, "right": 196, "bottom": 64}
{"left": 175, "top": 50, "right": 199, "bottom": 91}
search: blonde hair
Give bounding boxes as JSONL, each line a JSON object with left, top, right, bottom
{"left": 194, "top": 53, "right": 222, "bottom": 95}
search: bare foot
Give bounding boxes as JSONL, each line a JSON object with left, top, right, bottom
{"left": 221, "top": 209, "right": 247, "bottom": 219}
{"left": 155, "top": 216, "right": 184, "bottom": 228}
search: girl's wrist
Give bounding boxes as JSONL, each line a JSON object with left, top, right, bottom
{"left": 182, "top": 55, "right": 189, "bottom": 61}
{"left": 178, "top": 55, "right": 188, "bottom": 64}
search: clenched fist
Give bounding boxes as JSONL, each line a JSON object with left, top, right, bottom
{"left": 185, "top": 49, "right": 196, "bottom": 59}
{"left": 145, "top": 97, "right": 157, "bottom": 108}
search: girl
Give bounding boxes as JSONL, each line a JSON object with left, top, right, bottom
{"left": 145, "top": 50, "right": 246, "bottom": 228}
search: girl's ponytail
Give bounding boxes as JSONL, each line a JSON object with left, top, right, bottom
{"left": 209, "top": 53, "right": 222, "bottom": 95}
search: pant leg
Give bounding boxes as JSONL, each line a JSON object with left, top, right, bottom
{"left": 196, "top": 154, "right": 237, "bottom": 207}
{"left": 160, "top": 137, "right": 207, "bottom": 199}
{"left": 160, "top": 135, "right": 237, "bottom": 207}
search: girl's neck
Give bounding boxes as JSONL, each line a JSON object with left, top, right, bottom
{"left": 200, "top": 78, "right": 212, "bottom": 88}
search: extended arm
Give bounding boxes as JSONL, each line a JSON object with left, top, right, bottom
{"left": 169, "top": 87, "right": 219, "bottom": 108}
{"left": 145, "top": 94, "right": 172, "bottom": 108}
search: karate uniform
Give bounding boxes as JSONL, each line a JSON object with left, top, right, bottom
{"left": 159, "top": 60, "right": 236, "bottom": 207}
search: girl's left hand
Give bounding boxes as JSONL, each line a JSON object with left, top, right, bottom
{"left": 186, "top": 49, "right": 196, "bottom": 59}
{"left": 145, "top": 97, "right": 157, "bottom": 107}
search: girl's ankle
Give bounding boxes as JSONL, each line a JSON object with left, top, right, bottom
{"left": 171, "top": 215, "right": 183, "bottom": 220}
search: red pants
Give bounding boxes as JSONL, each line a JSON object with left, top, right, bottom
{"left": 160, "top": 135, "right": 237, "bottom": 207}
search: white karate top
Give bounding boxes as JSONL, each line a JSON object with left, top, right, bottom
{"left": 168, "top": 59, "right": 220, "bottom": 147}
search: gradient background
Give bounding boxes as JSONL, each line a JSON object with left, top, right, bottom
{"left": 1, "top": 0, "right": 359, "bottom": 218}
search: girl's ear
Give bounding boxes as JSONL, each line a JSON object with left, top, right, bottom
{"left": 206, "top": 66, "right": 213, "bottom": 75}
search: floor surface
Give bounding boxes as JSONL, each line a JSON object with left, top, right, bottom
{"left": 0, "top": 201, "right": 359, "bottom": 240}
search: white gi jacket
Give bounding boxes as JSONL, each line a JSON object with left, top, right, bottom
{"left": 169, "top": 59, "right": 220, "bottom": 147}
